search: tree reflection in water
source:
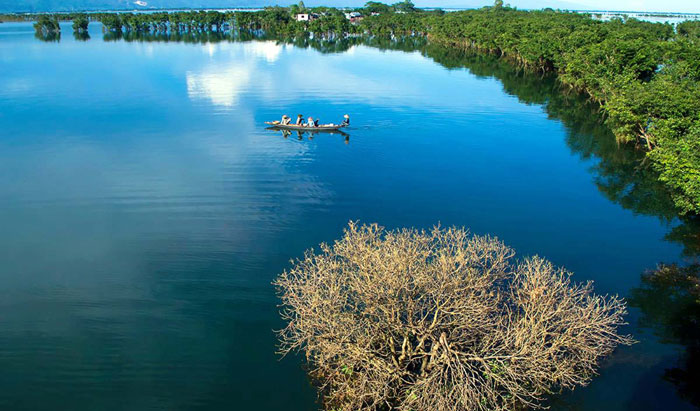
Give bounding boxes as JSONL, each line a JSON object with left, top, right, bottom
{"left": 629, "top": 264, "right": 700, "bottom": 407}
{"left": 415, "top": 42, "right": 700, "bottom": 258}
{"left": 73, "top": 32, "right": 90, "bottom": 42}
{"left": 35, "top": 32, "right": 60, "bottom": 42}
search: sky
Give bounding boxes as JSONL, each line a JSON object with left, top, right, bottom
{"left": 1, "top": 0, "right": 698, "bottom": 13}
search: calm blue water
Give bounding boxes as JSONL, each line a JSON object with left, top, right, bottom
{"left": 0, "top": 22, "right": 696, "bottom": 410}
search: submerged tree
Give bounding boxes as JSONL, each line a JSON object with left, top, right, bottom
{"left": 100, "top": 14, "right": 122, "bottom": 32}
{"left": 33, "top": 14, "right": 60, "bottom": 36}
{"left": 72, "top": 13, "right": 88, "bottom": 33}
{"left": 276, "top": 222, "right": 633, "bottom": 411}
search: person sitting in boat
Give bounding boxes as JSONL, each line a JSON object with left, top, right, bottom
{"left": 281, "top": 115, "right": 291, "bottom": 125}
{"left": 314, "top": 118, "right": 319, "bottom": 127}
{"left": 341, "top": 114, "right": 350, "bottom": 126}
{"left": 307, "top": 116, "right": 315, "bottom": 127}
{"left": 296, "top": 114, "right": 304, "bottom": 126}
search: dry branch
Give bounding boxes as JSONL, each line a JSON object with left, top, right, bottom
{"left": 275, "top": 222, "right": 633, "bottom": 410}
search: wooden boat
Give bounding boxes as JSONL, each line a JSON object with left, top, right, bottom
{"left": 264, "top": 121, "right": 347, "bottom": 131}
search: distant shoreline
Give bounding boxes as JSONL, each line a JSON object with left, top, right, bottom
{"left": 3, "top": 7, "right": 700, "bottom": 16}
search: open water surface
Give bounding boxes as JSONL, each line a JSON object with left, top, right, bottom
{"left": 1, "top": 22, "right": 698, "bottom": 410}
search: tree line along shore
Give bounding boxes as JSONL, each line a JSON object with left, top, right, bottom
{"left": 5, "top": 1, "right": 700, "bottom": 215}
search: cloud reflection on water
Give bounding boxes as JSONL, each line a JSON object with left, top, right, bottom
{"left": 186, "top": 41, "right": 283, "bottom": 107}
{"left": 184, "top": 41, "right": 538, "bottom": 116}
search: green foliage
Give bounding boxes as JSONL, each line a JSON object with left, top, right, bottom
{"left": 649, "top": 117, "right": 700, "bottom": 213}
{"left": 72, "top": 13, "right": 88, "bottom": 33}
{"left": 364, "top": 1, "right": 391, "bottom": 14}
{"left": 678, "top": 20, "right": 700, "bottom": 42}
{"left": 33, "top": 14, "right": 60, "bottom": 35}
{"left": 392, "top": 0, "right": 416, "bottom": 13}
{"left": 99, "top": 13, "right": 122, "bottom": 32}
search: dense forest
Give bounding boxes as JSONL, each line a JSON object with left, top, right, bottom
{"left": 4, "top": 2, "right": 699, "bottom": 214}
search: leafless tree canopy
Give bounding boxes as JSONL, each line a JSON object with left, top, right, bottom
{"left": 275, "top": 222, "right": 633, "bottom": 411}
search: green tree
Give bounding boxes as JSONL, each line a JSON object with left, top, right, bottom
{"left": 392, "top": 0, "right": 416, "bottom": 13}
{"left": 99, "top": 13, "right": 122, "bottom": 32}
{"left": 364, "top": 1, "right": 391, "bottom": 14}
{"left": 72, "top": 13, "right": 88, "bottom": 33}
{"left": 33, "top": 14, "right": 60, "bottom": 35}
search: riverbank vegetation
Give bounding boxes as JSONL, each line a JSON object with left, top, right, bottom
{"left": 276, "top": 222, "right": 633, "bottom": 410}
{"left": 72, "top": 13, "right": 88, "bottom": 34}
{"left": 6, "top": 3, "right": 700, "bottom": 214}
{"left": 33, "top": 14, "right": 60, "bottom": 35}
{"left": 363, "top": 6, "right": 700, "bottom": 215}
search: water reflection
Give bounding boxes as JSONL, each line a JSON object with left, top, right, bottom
{"left": 34, "top": 26, "right": 700, "bottom": 257}
{"left": 269, "top": 128, "right": 350, "bottom": 143}
{"left": 629, "top": 264, "right": 700, "bottom": 406}
{"left": 412, "top": 43, "right": 700, "bottom": 257}
{"left": 34, "top": 31, "right": 60, "bottom": 42}
{"left": 103, "top": 30, "right": 234, "bottom": 44}
{"left": 7, "top": 25, "right": 700, "bottom": 409}
{"left": 185, "top": 41, "right": 281, "bottom": 108}
{"left": 73, "top": 32, "right": 90, "bottom": 42}
{"left": 93, "top": 27, "right": 700, "bottom": 264}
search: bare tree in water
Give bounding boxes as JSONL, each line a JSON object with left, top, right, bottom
{"left": 275, "top": 222, "right": 633, "bottom": 411}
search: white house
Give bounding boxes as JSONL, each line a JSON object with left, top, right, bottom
{"left": 295, "top": 13, "right": 320, "bottom": 22}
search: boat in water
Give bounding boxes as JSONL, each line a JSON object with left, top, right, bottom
{"left": 264, "top": 121, "right": 347, "bottom": 131}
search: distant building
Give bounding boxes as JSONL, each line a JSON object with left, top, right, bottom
{"left": 344, "top": 11, "right": 363, "bottom": 20}
{"left": 371, "top": 12, "right": 381, "bottom": 16}
{"left": 295, "top": 13, "right": 316, "bottom": 22}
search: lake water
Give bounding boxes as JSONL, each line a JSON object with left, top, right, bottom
{"left": 1, "top": 22, "right": 698, "bottom": 410}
